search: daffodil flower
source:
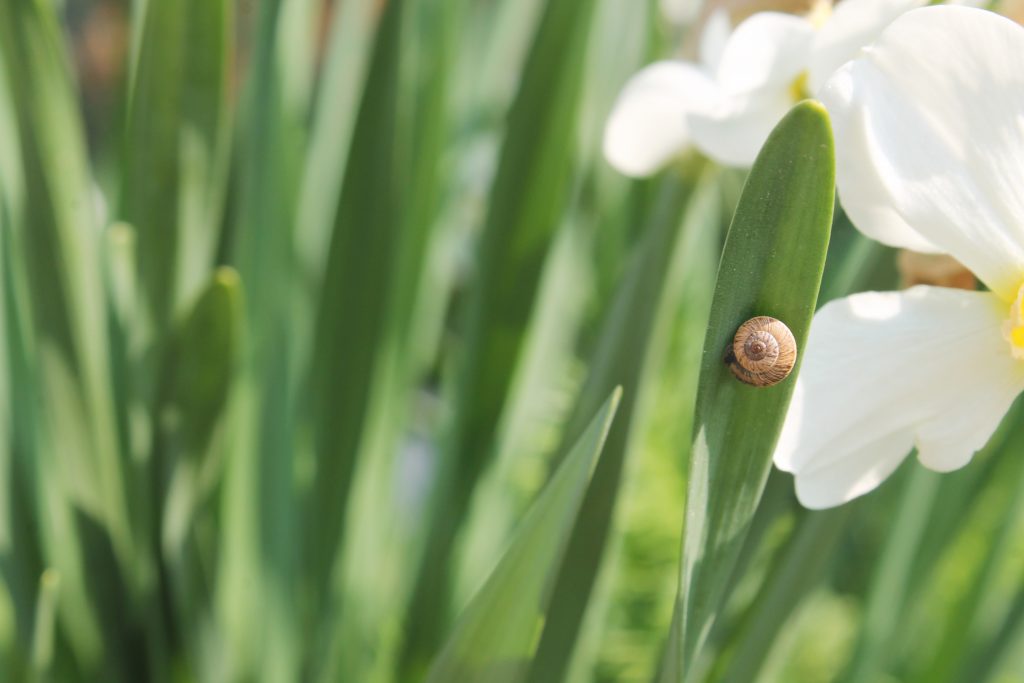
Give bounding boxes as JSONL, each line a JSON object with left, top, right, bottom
{"left": 603, "top": 0, "right": 919, "bottom": 173}
{"left": 775, "top": 6, "right": 1024, "bottom": 508}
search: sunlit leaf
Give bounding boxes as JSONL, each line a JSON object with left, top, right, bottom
{"left": 662, "top": 101, "right": 835, "bottom": 682}
{"left": 425, "top": 389, "right": 621, "bottom": 683}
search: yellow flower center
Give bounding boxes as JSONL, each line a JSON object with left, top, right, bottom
{"left": 788, "top": 0, "right": 832, "bottom": 102}
{"left": 789, "top": 72, "right": 810, "bottom": 102}
{"left": 1002, "top": 283, "right": 1024, "bottom": 359}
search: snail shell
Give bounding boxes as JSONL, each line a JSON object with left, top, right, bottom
{"left": 724, "top": 316, "right": 796, "bottom": 387}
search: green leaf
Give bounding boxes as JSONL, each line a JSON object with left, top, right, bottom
{"left": 526, "top": 165, "right": 720, "bottom": 683}
{"left": 294, "top": 0, "right": 379, "bottom": 276}
{"left": 304, "top": 0, "right": 407, "bottom": 621}
{"left": 163, "top": 268, "right": 242, "bottom": 456}
{"left": 159, "top": 268, "right": 242, "bottom": 676}
{"left": 403, "top": 0, "right": 602, "bottom": 666}
{"left": 121, "top": 0, "right": 233, "bottom": 333}
{"left": 838, "top": 467, "right": 940, "bottom": 683}
{"left": 713, "top": 507, "right": 851, "bottom": 683}
{"left": 317, "top": 1, "right": 469, "bottom": 679}
{"left": 30, "top": 569, "right": 59, "bottom": 680}
{"left": 216, "top": 2, "right": 316, "bottom": 679}
{"left": 0, "top": 2, "right": 136, "bottom": 667}
{"left": 917, "top": 457, "right": 1024, "bottom": 683}
{"left": 662, "top": 101, "right": 835, "bottom": 682}
{"left": 425, "top": 389, "right": 622, "bottom": 683}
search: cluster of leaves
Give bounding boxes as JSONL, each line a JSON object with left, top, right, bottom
{"left": 2, "top": 1, "right": 1024, "bottom": 682}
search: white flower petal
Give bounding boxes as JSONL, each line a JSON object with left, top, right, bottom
{"left": 715, "top": 12, "right": 814, "bottom": 94}
{"left": 699, "top": 9, "right": 732, "bottom": 71}
{"left": 821, "top": 7, "right": 1024, "bottom": 300}
{"left": 686, "top": 87, "right": 792, "bottom": 167}
{"left": 603, "top": 61, "right": 714, "bottom": 177}
{"left": 808, "top": 0, "right": 923, "bottom": 95}
{"left": 775, "top": 286, "right": 1024, "bottom": 509}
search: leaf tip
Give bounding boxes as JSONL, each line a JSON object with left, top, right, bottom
{"left": 213, "top": 266, "right": 241, "bottom": 292}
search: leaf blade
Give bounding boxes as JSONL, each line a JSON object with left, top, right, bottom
{"left": 425, "top": 389, "right": 622, "bottom": 683}
{"left": 664, "top": 100, "right": 836, "bottom": 682}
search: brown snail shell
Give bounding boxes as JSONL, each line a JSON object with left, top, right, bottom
{"left": 724, "top": 316, "right": 796, "bottom": 387}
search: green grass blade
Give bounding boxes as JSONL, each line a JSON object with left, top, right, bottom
{"left": 838, "top": 467, "right": 940, "bottom": 683}
{"left": 403, "top": 0, "right": 602, "bottom": 666}
{"left": 425, "top": 389, "right": 622, "bottom": 683}
{"left": 304, "top": 0, "right": 407, "bottom": 628}
{"left": 120, "top": 0, "right": 232, "bottom": 333}
{"left": 216, "top": 1, "right": 315, "bottom": 678}
{"left": 661, "top": 101, "right": 835, "bottom": 682}
{"left": 158, "top": 268, "right": 241, "bottom": 676}
{"left": 294, "top": 0, "right": 379, "bottom": 277}
{"left": 918, "top": 460, "right": 1024, "bottom": 683}
{"left": 29, "top": 569, "right": 59, "bottom": 681}
{"left": 0, "top": 0, "right": 137, "bottom": 653}
{"left": 526, "top": 165, "right": 720, "bottom": 683}
{"left": 317, "top": 1, "right": 468, "bottom": 679}
{"left": 714, "top": 507, "right": 851, "bottom": 683}
{"left": 0, "top": 36, "right": 16, "bottom": 565}
{"left": 162, "top": 267, "right": 242, "bottom": 460}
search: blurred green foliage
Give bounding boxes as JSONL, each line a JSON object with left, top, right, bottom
{"left": 0, "top": 1, "right": 1023, "bottom": 682}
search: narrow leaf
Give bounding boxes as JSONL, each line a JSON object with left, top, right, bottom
{"left": 527, "top": 165, "right": 720, "bottom": 683}
{"left": 294, "top": 0, "right": 379, "bottom": 276}
{"left": 403, "top": 0, "right": 602, "bottom": 665}
{"left": 663, "top": 101, "right": 835, "bottom": 682}
{"left": 425, "top": 389, "right": 622, "bottom": 683}
{"left": 121, "top": 0, "right": 232, "bottom": 332}
{"left": 304, "top": 0, "right": 406, "bottom": 620}
{"left": 163, "top": 267, "right": 242, "bottom": 459}
{"left": 30, "top": 569, "right": 59, "bottom": 679}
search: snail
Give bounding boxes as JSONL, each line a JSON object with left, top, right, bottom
{"left": 724, "top": 316, "right": 796, "bottom": 387}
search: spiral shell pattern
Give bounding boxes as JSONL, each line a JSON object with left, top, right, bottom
{"left": 725, "top": 316, "right": 796, "bottom": 387}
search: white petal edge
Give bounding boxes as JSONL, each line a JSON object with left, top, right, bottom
{"left": 686, "top": 87, "right": 792, "bottom": 168}
{"left": 774, "top": 286, "right": 1024, "bottom": 509}
{"left": 808, "top": 0, "right": 923, "bottom": 95}
{"left": 699, "top": 9, "right": 732, "bottom": 71}
{"left": 602, "top": 61, "right": 714, "bottom": 177}
{"left": 821, "top": 7, "right": 1024, "bottom": 300}
{"left": 714, "top": 12, "right": 814, "bottom": 95}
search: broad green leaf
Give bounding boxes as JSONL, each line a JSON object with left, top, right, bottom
{"left": 121, "top": 0, "right": 232, "bottom": 334}
{"left": 425, "top": 389, "right": 622, "bottom": 683}
{"left": 527, "top": 165, "right": 720, "bottom": 683}
{"left": 403, "top": 0, "right": 602, "bottom": 666}
{"left": 662, "top": 101, "right": 835, "bottom": 682}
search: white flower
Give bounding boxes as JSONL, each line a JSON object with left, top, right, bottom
{"left": 774, "top": 6, "right": 1024, "bottom": 508}
{"left": 661, "top": 0, "right": 705, "bottom": 25}
{"left": 603, "top": 0, "right": 920, "bottom": 173}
